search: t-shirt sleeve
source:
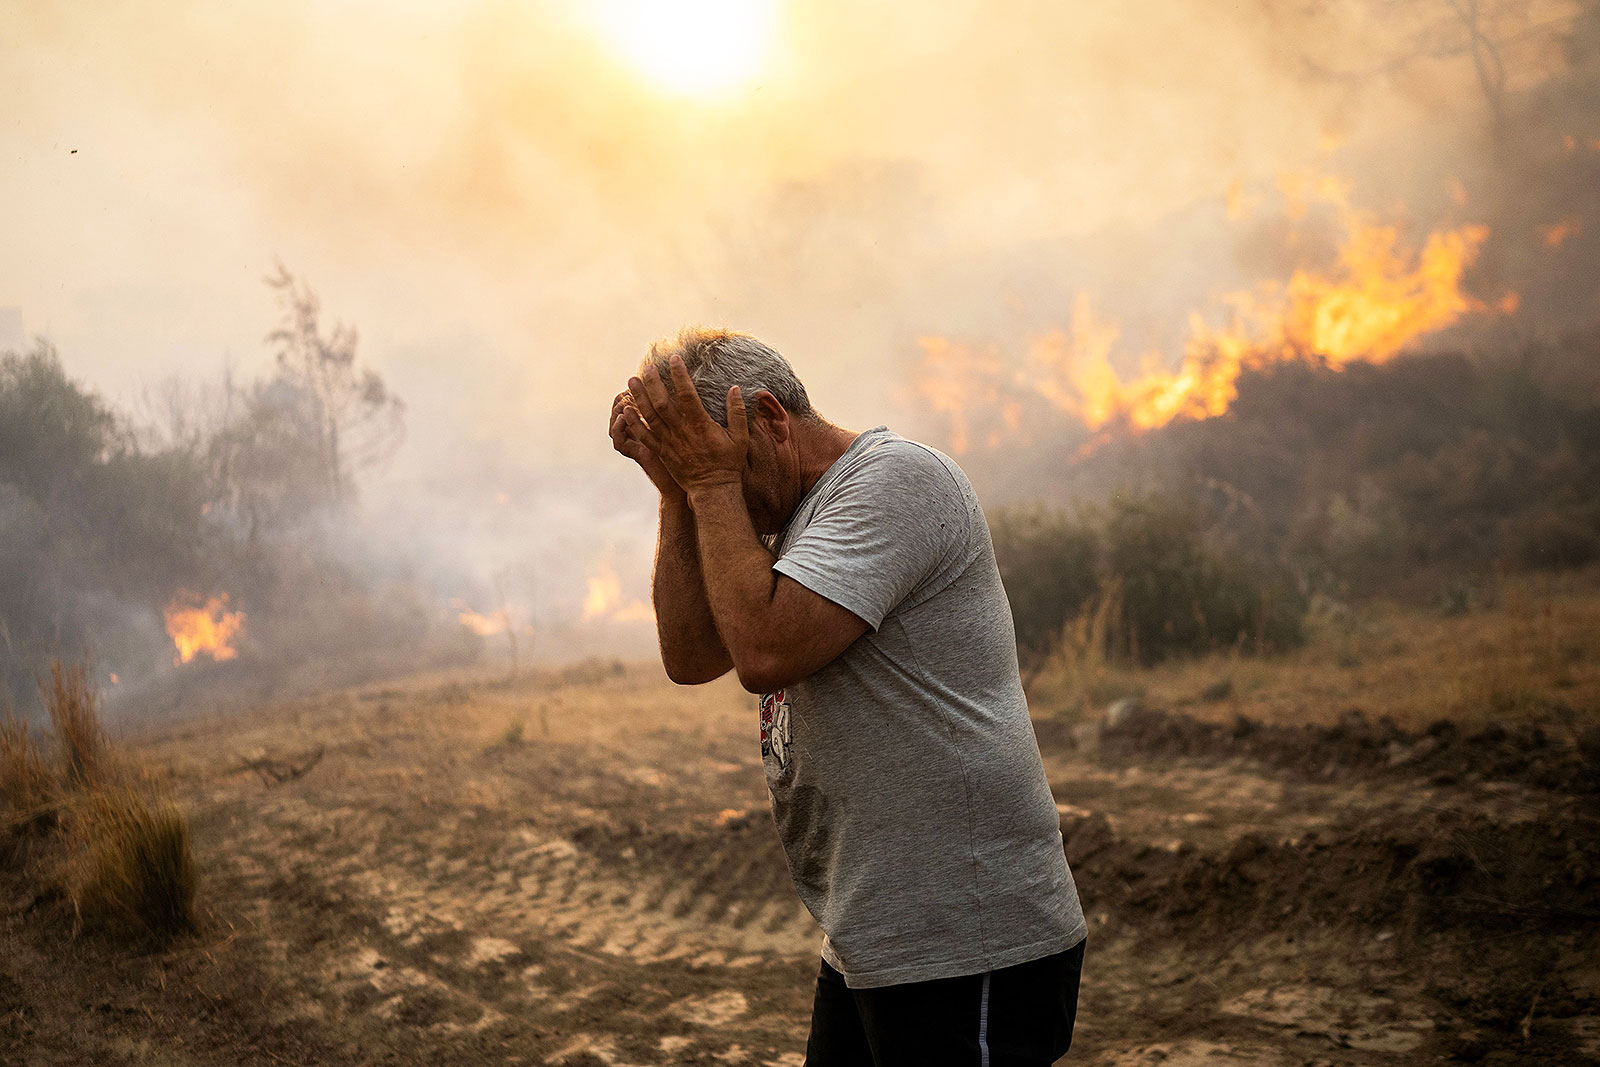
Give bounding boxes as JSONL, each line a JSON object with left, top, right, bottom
{"left": 772, "top": 444, "right": 969, "bottom": 630}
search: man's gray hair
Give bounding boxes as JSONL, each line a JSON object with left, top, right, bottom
{"left": 641, "top": 327, "right": 815, "bottom": 427}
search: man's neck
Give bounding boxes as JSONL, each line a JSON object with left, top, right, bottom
{"left": 793, "top": 419, "right": 862, "bottom": 497}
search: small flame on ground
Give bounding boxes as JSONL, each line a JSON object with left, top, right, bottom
{"left": 164, "top": 593, "right": 244, "bottom": 666}
{"left": 583, "top": 564, "right": 655, "bottom": 624}
{"left": 1541, "top": 217, "right": 1583, "bottom": 248}
{"left": 917, "top": 182, "right": 1517, "bottom": 443}
{"left": 109, "top": 672, "right": 119, "bottom": 686}
{"left": 452, "top": 600, "right": 510, "bottom": 637}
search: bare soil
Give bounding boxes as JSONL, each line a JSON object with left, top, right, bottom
{"left": 3, "top": 663, "right": 1596, "bottom": 1066}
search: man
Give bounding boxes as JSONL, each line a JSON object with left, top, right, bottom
{"left": 608, "top": 328, "right": 1087, "bottom": 1066}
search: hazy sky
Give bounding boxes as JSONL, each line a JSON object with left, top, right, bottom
{"left": 1, "top": 0, "right": 1506, "bottom": 635}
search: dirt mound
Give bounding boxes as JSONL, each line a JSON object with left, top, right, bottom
{"left": 1064, "top": 805, "right": 1599, "bottom": 936}
{"left": 1084, "top": 702, "right": 1600, "bottom": 794}
{"left": 1062, "top": 798, "right": 1600, "bottom": 1035}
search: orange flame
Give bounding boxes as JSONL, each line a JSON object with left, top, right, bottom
{"left": 1541, "top": 217, "right": 1582, "bottom": 248}
{"left": 164, "top": 593, "right": 244, "bottom": 666}
{"left": 582, "top": 563, "right": 654, "bottom": 624}
{"left": 918, "top": 186, "right": 1515, "bottom": 442}
{"left": 452, "top": 600, "right": 509, "bottom": 636}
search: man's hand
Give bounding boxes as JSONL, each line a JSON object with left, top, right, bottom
{"left": 625, "top": 355, "right": 749, "bottom": 497}
{"left": 610, "top": 389, "right": 681, "bottom": 497}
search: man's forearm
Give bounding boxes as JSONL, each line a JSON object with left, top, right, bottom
{"left": 652, "top": 494, "right": 733, "bottom": 684}
{"left": 685, "top": 482, "right": 784, "bottom": 687}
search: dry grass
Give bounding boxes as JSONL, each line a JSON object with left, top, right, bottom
{"left": 1031, "top": 568, "right": 1600, "bottom": 730}
{"left": 1, "top": 714, "right": 53, "bottom": 818}
{"left": 1026, "top": 580, "right": 1140, "bottom": 722}
{"left": 1, "top": 660, "right": 197, "bottom": 943}
{"left": 1, "top": 715, "right": 56, "bottom": 868}
{"left": 43, "top": 660, "right": 107, "bottom": 788}
{"left": 63, "top": 787, "right": 195, "bottom": 941}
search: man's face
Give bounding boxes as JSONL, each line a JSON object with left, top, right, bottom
{"left": 738, "top": 404, "right": 798, "bottom": 535}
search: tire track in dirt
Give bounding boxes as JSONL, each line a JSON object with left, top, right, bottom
{"left": 207, "top": 790, "right": 821, "bottom": 1065}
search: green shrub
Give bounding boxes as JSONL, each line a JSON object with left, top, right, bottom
{"left": 1508, "top": 509, "right": 1600, "bottom": 570}
{"left": 1104, "top": 494, "right": 1305, "bottom": 664}
{"left": 988, "top": 506, "right": 1101, "bottom": 673}
{"left": 991, "top": 494, "right": 1307, "bottom": 669}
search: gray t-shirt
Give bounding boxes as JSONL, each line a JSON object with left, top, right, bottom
{"left": 760, "top": 426, "right": 1087, "bottom": 988}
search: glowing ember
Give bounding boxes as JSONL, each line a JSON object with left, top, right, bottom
{"left": 917, "top": 185, "right": 1517, "bottom": 442}
{"left": 582, "top": 564, "right": 655, "bottom": 624}
{"left": 164, "top": 593, "right": 244, "bottom": 666}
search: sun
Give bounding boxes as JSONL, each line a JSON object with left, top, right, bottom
{"left": 591, "top": 0, "right": 779, "bottom": 97}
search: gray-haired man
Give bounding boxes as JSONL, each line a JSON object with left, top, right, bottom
{"left": 609, "top": 328, "right": 1087, "bottom": 1066}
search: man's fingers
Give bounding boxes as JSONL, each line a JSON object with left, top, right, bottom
{"left": 638, "top": 365, "right": 678, "bottom": 427}
{"left": 628, "top": 376, "right": 662, "bottom": 425}
{"left": 667, "top": 355, "right": 708, "bottom": 421}
{"left": 621, "top": 405, "right": 661, "bottom": 450}
{"left": 726, "top": 385, "right": 749, "bottom": 452}
{"left": 617, "top": 438, "right": 655, "bottom": 467}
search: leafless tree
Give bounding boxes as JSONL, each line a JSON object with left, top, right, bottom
{"left": 1291, "top": 0, "right": 1581, "bottom": 143}
{"left": 264, "top": 263, "right": 404, "bottom": 503}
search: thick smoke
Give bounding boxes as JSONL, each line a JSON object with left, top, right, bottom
{"left": 1, "top": 1, "right": 1596, "bottom": 715}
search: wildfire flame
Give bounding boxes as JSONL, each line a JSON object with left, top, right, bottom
{"left": 918, "top": 185, "right": 1517, "bottom": 442}
{"left": 164, "top": 593, "right": 244, "bottom": 666}
{"left": 452, "top": 600, "right": 509, "bottom": 637}
{"left": 1541, "top": 217, "right": 1582, "bottom": 248}
{"left": 582, "top": 563, "right": 655, "bottom": 624}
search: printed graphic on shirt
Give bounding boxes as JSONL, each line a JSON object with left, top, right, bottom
{"left": 759, "top": 689, "right": 792, "bottom": 770}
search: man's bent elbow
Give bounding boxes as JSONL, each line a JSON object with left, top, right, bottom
{"left": 733, "top": 651, "right": 792, "bottom": 695}
{"left": 661, "top": 656, "right": 730, "bottom": 686}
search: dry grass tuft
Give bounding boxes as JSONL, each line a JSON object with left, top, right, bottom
{"left": 64, "top": 787, "right": 195, "bottom": 941}
{"left": 2, "top": 660, "right": 198, "bottom": 944}
{"left": 1026, "top": 580, "right": 1147, "bottom": 721}
{"left": 1, "top": 714, "right": 53, "bottom": 817}
{"left": 2, "top": 715, "right": 57, "bottom": 865}
{"left": 44, "top": 661, "right": 107, "bottom": 788}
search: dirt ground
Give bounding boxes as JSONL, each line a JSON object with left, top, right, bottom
{"left": 3, "top": 660, "right": 1597, "bottom": 1066}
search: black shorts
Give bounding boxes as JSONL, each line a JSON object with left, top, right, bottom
{"left": 804, "top": 938, "right": 1086, "bottom": 1067}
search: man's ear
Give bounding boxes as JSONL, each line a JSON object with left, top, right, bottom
{"left": 752, "top": 391, "right": 790, "bottom": 443}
